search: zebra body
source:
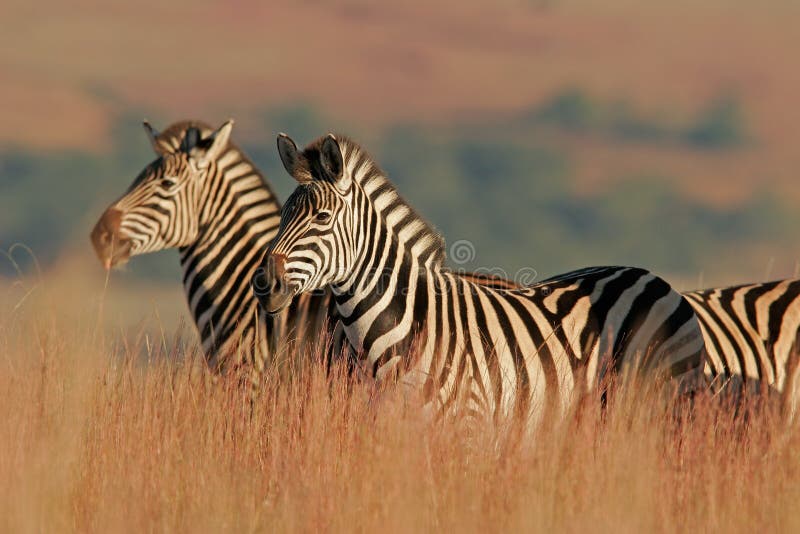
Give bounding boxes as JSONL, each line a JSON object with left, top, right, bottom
{"left": 90, "top": 120, "right": 340, "bottom": 375}
{"left": 255, "top": 133, "right": 706, "bottom": 426}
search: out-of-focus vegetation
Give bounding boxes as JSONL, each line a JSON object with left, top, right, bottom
{"left": 531, "top": 88, "right": 747, "bottom": 148}
{"left": 1, "top": 92, "right": 797, "bottom": 285}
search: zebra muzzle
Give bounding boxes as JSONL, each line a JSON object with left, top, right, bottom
{"left": 90, "top": 208, "right": 133, "bottom": 269}
{"left": 253, "top": 254, "right": 297, "bottom": 314}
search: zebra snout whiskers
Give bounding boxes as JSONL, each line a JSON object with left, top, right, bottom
{"left": 90, "top": 207, "right": 133, "bottom": 269}
{"left": 253, "top": 253, "right": 301, "bottom": 314}
{"left": 252, "top": 255, "right": 289, "bottom": 299}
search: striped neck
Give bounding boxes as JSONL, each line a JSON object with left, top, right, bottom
{"left": 178, "top": 147, "right": 281, "bottom": 353}
{"left": 341, "top": 138, "right": 446, "bottom": 268}
{"left": 331, "top": 181, "right": 437, "bottom": 367}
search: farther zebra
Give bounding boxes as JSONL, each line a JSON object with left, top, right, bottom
{"left": 253, "top": 133, "right": 706, "bottom": 427}
{"left": 90, "top": 120, "right": 341, "bottom": 380}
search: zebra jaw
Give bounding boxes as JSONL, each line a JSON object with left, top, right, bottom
{"left": 259, "top": 285, "right": 298, "bottom": 315}
{"left": 92, "top": 237, "right": 133, "bottom": 270}
{"left": 251, "top": 267, "right": 299, "bottom": 314}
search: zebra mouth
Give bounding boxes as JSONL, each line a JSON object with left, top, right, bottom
{"left": 90, "top": 220, "right": 133, "bottom": 270}
{"left": 251, "top": 267, "right": 299, "bottom": 314}
{"left": 93, "top": 236, "right": 133, "bottom": 270}
{"left": 90, "top": 207, "right": 135, "bottom": 270}
{"left": 256, "top": 284, "right": 298, "bottom": 315}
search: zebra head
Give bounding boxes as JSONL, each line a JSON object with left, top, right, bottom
{"left": 254, "top": 133, "right": 356, "bottom": 313}
{"left": 90, "top": 120, "right": 233, "bottom": 269}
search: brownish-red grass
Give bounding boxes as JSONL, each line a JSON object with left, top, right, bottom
{"left": 2, "top": 273, "right": 800, "bottom": 532}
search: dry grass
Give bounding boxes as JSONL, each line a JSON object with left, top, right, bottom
{"left": 3, "top": 271, "right": 800, "bottom": 533}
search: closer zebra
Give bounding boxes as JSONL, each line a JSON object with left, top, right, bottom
{"left": 90, "top": 120, "right": 341, "bottom": 380}
{"left": 253, "top": 133, "right": 707, "bottom": 428}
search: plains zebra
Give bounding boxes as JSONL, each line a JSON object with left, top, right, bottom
{"left": 253, "top": 133, "right": 706, "bottom": 427}
{"left": 90, "top": 120, "right": 341, "bottom": 378}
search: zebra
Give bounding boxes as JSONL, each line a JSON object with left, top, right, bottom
{"left": 252, "top": 133, "right": 707, "bottom": 428}
{"left": 90, "top": 119, "right": 342, "bottom": 380}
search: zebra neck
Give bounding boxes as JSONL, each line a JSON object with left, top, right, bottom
{"left": 179, "top": 157, "right": 281, "bottom": 353}
{"left": 332, "top": 232, "right": 432, "bottom": 370}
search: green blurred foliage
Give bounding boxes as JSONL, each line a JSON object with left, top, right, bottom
{"left": 0, "top": 94, "right": 789, "bottom": 283}
{"left": 684, "top": 96, "right": 747, "bottom": 148}
{"left": 373, "top": 127, "right": 796, "bottom": 278}
{"left": 526, "top": 88, "right": 747, "bottom": 148}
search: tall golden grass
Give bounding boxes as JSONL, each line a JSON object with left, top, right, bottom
{"left": 2, "top": 268, "right": 800, "bottom": 532}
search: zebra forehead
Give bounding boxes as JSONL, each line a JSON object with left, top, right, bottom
{"left": 284, "top": 184, "right": 338, "bottom": 211}
{"left": 125, "top": 152, "right": 191, "bottom": 193}
{"left": 127, "top": 159, "right": 162, "bottom": 191}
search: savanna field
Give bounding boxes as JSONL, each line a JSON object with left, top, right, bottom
{"left": 4, "top": 1, "right": 800, "bottom": 532}
{"left": 0, "top": 262, "right": 798, "bottom": 533}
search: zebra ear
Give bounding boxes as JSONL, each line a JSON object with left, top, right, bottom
{"left": 190, "top": 120, "right": 234, "bottom": 168}
{"left": 277, "top": 133, "right": 302, "bottom": 180}
{"left": 321, "top": 134, "right": 350, "bottom": 191}
{"left": 320, "top": 134, "right": 343, "bottom": 179}
{"left": 143, "top": 120, "right": 169, "bottom": 156}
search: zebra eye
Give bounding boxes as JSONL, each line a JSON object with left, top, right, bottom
{"left": 161, "top": 178, "right": 177, "bottom": 189}
{"left": 315, "top": 211, "right": 331, "bottom": 222}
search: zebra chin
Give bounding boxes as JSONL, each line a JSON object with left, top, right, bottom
{"left": 258, "top": 287, "right": 298, "bottom": 315}
{"left": 251, "top": 270, "right": 299, "bottom": 314}
{"left": 90, "top": 210, "right": 134, "bottom": 270}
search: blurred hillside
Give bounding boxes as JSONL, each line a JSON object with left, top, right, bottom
{"left": 1, "top": 0, "right": 799, "bottom": 289}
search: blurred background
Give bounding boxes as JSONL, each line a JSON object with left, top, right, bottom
{"left": 2, "top": 0, "right": 799, "bottom": 331}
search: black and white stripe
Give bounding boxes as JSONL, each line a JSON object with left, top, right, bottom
{"left": 422, "top": 256, "right": 800, "bottom": 412}
{"left": 255, "top": 133, "right": 707, "bottom": 427}
{"left": 684, "top": 280, "right": 800, "bottom": 407}
{"left": 91, "top": 120, "right": 341, "bottom": 379}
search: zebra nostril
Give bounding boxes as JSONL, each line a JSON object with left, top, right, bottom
{"left": 272, "top": 278, "right": 284, "bottom": 296}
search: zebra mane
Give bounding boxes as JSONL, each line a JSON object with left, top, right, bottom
{"left": 305, "top": 134, "right": 447, "bottom": 268}
{"left": 147, "top": 119, "right": 273, "bottom": 188}
{"left": 153, "top": 120, "right": 216, "bottom": 154}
